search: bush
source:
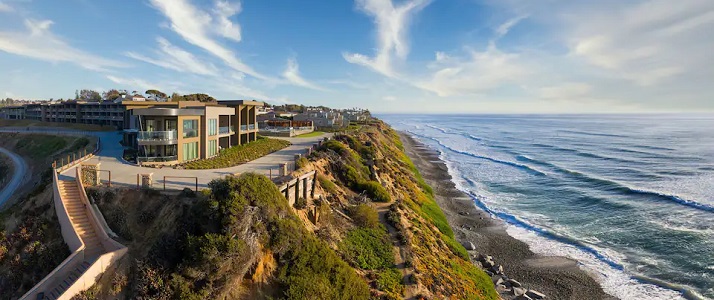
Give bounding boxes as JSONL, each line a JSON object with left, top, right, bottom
{"left": 340, "top": 228, "right": 394, "bottom": 270}
{"left": 183, "top": 138, "right": 290, "bottom": 169}
{"left": 348, "top": 204, "right": 380, "bottom": 229}
{"left": 376, "top": 268, "right": 404, "bottom": 296}
{"left": 360, "top": 181, "right": 391, "bottom": 202}
{"left": 295, "top": 157, "right": 309, "bottom": 170}
{"left": 317, "top": 174, "right": 338, "bottom": 195}
{"left": 180, "top": 188, "right": 196, "bottom": 198}
{"left": 321, "top": 139, "right": 349, "bottom": 155}
{"left": 294, "top": 197, "right": 307, "bottom": 209}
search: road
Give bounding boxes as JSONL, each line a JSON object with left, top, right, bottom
{"left": 0, "top": 146, "right": 29, "bottom": 208}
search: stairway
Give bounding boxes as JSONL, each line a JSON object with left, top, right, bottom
{"left": 42, "top": 180, "right": 106, "bottom": 300}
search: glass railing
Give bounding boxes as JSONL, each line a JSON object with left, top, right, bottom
{"left": 238, "top": 124, "right": 257, "bottom": 131}
{"left": 183, "top": 129, "right": 198, "bottom": 138}
{"left": 138, "top": 130, "right": 178, "bottom": 141}
{"left": 248, "top": 124, "right": 256, "bottom": 130}
{"left": 219, "top": 126, "right": 234, "bottom": 134}
{"left": 137, "top": 156, "right": 178, "bottom": 163}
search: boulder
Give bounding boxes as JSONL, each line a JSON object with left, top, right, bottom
{"left": 491, "top": 264, "right": 504, "bottom": 275}
{"left": 496, "top": 284, "right": 510, "bottom": 293}
{"left": 483, "top": 259, "right": 495, "bottom": 269}
{"left": 507, "top": 279, "right": 522, "bottom": 288}
{"left": 491, "top": 275, "right": 504, "bottom": 286}
{"left": 458, "top": 211, "right": 470, "bottom": 216}
{"left": 512, "top": 287, "right": 527, "bottom": 297}
{"left": 526, "top": 289, "right": 546, "bottom": 299}
{"left": 462, "top": 241, "right": 476, "bottom": 250}
{"left": 516, "top": 295, "right": 533, "bottom": 300}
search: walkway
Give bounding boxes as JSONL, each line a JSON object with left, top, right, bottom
{"left": 0, "top": 146, "right": 29, "bottom": 208}
{"left": 59, "top": 132, "right": 328, "bottom": 190}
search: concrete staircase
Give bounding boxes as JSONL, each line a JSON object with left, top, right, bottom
{"left": 42, "top": 180, "right": 105, "bottom": 300}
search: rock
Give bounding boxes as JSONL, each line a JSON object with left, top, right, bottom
{"left": 516, "top": 295, "right": 533, "bottom": 300}
{"left": 491, "top": 275, "right": 504, "bottom": 286}
{"left": 496, "top": 284, "right": 510, "bottom": 293}
{"left": 485, "top": 270, "right": 493, "bottom": 276}
{"left": 458, "top": 211, "right": 470, "bottom": 216}
{"left": 526, "top": 289, "right": 546, "bottom": 299}
{"left": 511, "top": 287, "right": 527, "bottom": 297}
{"left": 491, "top": 264, "right": 504, "bottom": 275}
{"left": 483, "top": 259, "right": 495, "bottom": 269}
{"left": 461, "top": 241, "right": 476, "bottom": 250}
{"left": 507, "top": 279, "right": 522, "bottom": 288}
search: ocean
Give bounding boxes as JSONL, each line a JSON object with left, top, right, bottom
{"left": 380, "top": 114, "right": 714, "bottom": 300}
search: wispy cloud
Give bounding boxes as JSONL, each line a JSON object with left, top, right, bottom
{"left": 0, "top": 1, "right": 13, "bottom": 12}
{"left": 106, "top": 75, "right": 163, "bottom": 92}
{"left": 282, "top": 58, "right": 328, "bottom": 91}
{"left": 343, "top": 0, "right": 432, "bottom": 77}
{"left": 148, "top": 0, "right": 266, "bottom": 79}
{"left": 538, "top": 82, "right": 592, "bottom": 101}
{"left": 0, "top": 19, "right": 125, "bottom": 71}
{"left": 125, "top": 37, "right": 219, "bottom": 76}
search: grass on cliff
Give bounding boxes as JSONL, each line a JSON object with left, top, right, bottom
{"left": 93, "top": 173, "right": 370, "bottom": 299}
{"left": 182, "top": 137, "right": 291, "bottom": 169}
{"left": 295, "top": 131, "right": 324, "bottom": 138}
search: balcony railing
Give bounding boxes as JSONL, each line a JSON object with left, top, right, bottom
{"left": 219, "top": 126, "right": 234, "bottom": 135}
{"left": 137, "top": 156, "right": 178, "bottom": 163}
{"left": 138, "top": 130, "right": 178, "bottom": 141}
{"left": 239, "top": 124, "right": 257, "bottom": 131}
{"left": 183, "top": 129, "right": 198, "bottom": 138}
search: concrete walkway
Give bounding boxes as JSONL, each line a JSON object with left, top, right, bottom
{"left": 55, "top": 132, "right": 329, "bottom": 191}
{"left": 0, "top": 146, "right": 29, "bottom": 208}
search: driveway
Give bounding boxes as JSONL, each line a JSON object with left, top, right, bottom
{"left": 0, "top": 146, "right": 29, "bottom": 208}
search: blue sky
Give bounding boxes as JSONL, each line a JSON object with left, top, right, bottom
{"left": 0, "top": 0, "right": 713, "bottom": 113}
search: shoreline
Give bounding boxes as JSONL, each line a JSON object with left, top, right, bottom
{"left": 399, "top": 132, "right": 616, "bottom": 300}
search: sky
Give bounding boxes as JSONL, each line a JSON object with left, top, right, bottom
{"left": 0, "top": 0, "right": 713, "bottom": 113}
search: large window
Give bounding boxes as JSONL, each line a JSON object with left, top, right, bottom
{"left": 165, "top": 119, "right": 177, "bottom": 131}
{"left": 183, "top": 142, "right": 199, "bottom": 161}
{"left": 208, "top": 119, "right": 217, "bottom": 136}
{"left": 183, "top": 120, "right": 198, "bottom": 138}
{"left": 208, "top": 140, "right": 218, "bottom": 157}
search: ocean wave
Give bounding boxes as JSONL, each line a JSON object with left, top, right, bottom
{"left": 407, "top": 130, "right": 546, "bottom": 176}
{"left": 464, "top": 134, "right": 483, "bottom": 142}
{"left": 560, "top": 129, "right": 630, "bottom": 138}
{"left": 514, "top": 155, "right": 714, "bottom": 214}
{"left": 455, "top": 176, "right": 691, "bottom": 300}
{"left": 528, "top": 143, "right": 647, "bottom": 165}
{"left": 425, "top": 124, "right": 450, "bottom": 134}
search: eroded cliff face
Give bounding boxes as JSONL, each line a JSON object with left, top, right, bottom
{"left": 77, "top": 120, "right": 497, "bottom": 300}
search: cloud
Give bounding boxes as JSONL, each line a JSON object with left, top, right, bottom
{"left": 343, "top": 0, "right": 432, "bottom": 77}
{"left": 125, "top": 37, "right": 219, "bottom": 76}
{"left": 0, "top": 19, "right": 125, "bottom": 71}
{"left": 0, "top": 2, "right": 13, "bottom": 12}
{"left": 282, "top": 58, "right": 328, "bottom": 91}
{"left": 538, "top": 83, "right": 592, "bottom": 101}
{"left": 106, "top": 75, "right": 163, "bottom": 92}
{"left": 495, "top": 15, "right": 527, "bottom": 39}
{"left": 148, "top": 0, "right": 266, "bottom": 79}
{"left": 382, "top": 95, "right": 397, "bottom": 101}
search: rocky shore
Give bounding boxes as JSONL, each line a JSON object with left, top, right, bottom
{"left": 400, "top": 132, "right": 617, "bottom": 300}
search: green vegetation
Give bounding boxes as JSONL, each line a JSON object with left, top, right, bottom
{"left": 0, "top": 154, "right": 11, "bottom": 188}
{"left": 376, "top": 268, "right": 404, "bottom": 297}
{"left": 14, "top": 135, "right": 68, "bottom": 159}
{"left": 182, "top": 137, "right": 290, "bottom": 169}
{"left": 340, "top": 227, "right": 394, "bottom": 270}
{"left": 317, "top": 174, "right": 338, "bottom": 194}
{"left": 295, "top": 157, "right": 309, "bottom": 170}
{"left": 360, "top": 181, "right": 391, "bottom": 202}
{"left": 347, "top": 204, "right": 380, "bottom": 229}
{"left": 295, "top": 131, "right": 324, "bottom": 138}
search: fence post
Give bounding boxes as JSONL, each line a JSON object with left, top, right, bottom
{"left": 195, "top": 178, "right": 198, "bottom": 192}
{"left": 163, "top": 176, "right": 166, "bottom": 191}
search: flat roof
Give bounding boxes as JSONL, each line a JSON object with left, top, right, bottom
{"left": 217, "top": 100, "right": 264, "bottom": 107}
{"left": 132, "top": 107, "right": 205, "bottom": 116}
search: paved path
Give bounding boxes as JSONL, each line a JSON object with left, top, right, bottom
{"left": 56, "top": 132, "right": 329, "bottom": 190}
{"left": 0, "top": 146, "right": 29, "bottom": 208}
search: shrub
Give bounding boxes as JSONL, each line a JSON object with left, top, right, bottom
{"left": 340, "top": 228, "right": 394, "bottom": 270}
{"left": 183, "top": 138, "right": 290, "bottom": 169}
{"left": 376, "top": 268, "right": 404, "bottom": 296}
{"left": 348, "top": 204, "right": 380, "bottom": 229}
{"left": 360, "top": 181, "right": 391, "bottom": 202}
{"left": 295, "top": 157, "right": 309, "bottom": 170}
{"left": 317, "top": 174, "right": 338, "bottom": 195}
{"left": 180, "top": 188, "right": 196, "bottom": 198}
{"left": 294, "top": 197, "right": 307, "bottom": 209}
{"left": 321, "top": 139, "right": 349, "bottom": 155}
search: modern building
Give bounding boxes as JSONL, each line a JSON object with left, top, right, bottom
{"left": 293, "top": 110, "right": 344, "bottom": 128}
{"left": 0, "top": 101, "right": 126, "bottom": 128}
{"left": 123, "top": 100, "right": 262, "bottom": 165}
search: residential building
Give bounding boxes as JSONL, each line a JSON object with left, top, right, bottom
{"left": 124, "top": 100, "right": 262, "bottom": 165}
{"left": 0, "top": 101, "right": 127, "bottom": 128}
{"left": 293, "top": 110, "right": 345, "bottom": 128}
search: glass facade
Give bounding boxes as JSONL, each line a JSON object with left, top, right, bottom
{"left": 183, "top": 119, "right": 198, "bottom": 138}
{"left": 208, "top": 119, "right": 217, "bottom": 136}
{"left": 183, "top": 142, "right": 199, "bottom": 161}
{"left": 208, "top": 139, "right": 218, "bottom": 157}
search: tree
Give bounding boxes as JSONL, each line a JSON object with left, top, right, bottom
{"left": 182, "top": 93, "right": 216, "bottom": 102}
{"left": 103, "top": 89, "right": 122, "bottom": 101}
{"left": 78, "top": 89, "right": 101, "bottom": 101}
{"left": 170, "top": 93, "right": 184, "bottom": 102}
{"left": 145, "top": 89, "right": 168, "bottom": 101}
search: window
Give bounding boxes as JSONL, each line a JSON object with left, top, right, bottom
{"left": 208, "top": 140, "right": 218, "bottom": 157}
{"left": 183, "top": 142, "right": 198, "bottom": 161}
{"left": 145, "top": 119, "right": 156, "bottom": 131}
{"left": 208, "top": 119, "right": 217, "bottom": 136}
{"left": 183, "top": 120, "right": 198, "bottom": 138}
{"left": 165, "top": 119, "right": 177, "bottom": 131}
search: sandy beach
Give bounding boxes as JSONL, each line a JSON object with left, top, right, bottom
{"left": 400, "top": 132, "right": 616, "bottom": 300}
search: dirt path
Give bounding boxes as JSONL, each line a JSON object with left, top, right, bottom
{"left": 374, "top": 202, "right": 418, "bottom": 299}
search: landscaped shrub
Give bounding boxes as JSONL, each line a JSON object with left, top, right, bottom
{"left": 348, "top": 204, "right": 380, "bottom": 229}
{"left": 376, "top": 268, "right": 404, "bottom": 296}
{"left": 183, "top": 138, "right": 290, "bottom": 169}
{"left": 340, "top": 228, "right": 394, "bottom": 270}
{"left": 360, "top": 181, "right": 391, "bottom": 202}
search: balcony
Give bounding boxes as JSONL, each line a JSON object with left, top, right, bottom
{"left": 219, "top": 126, "right": 234, "bottom": 135}
{"left": 137, "top": 156, "right": 178, "bottom": 163}
{"left": 137, "top": 130, "right": 178, "bottom": 145}
{"left": 239, "top": 124, "right": 257, "bottom": 131}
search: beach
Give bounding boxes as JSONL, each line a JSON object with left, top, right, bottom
{"left": 400, "top": 132, "right": 616, "bottom": 300}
